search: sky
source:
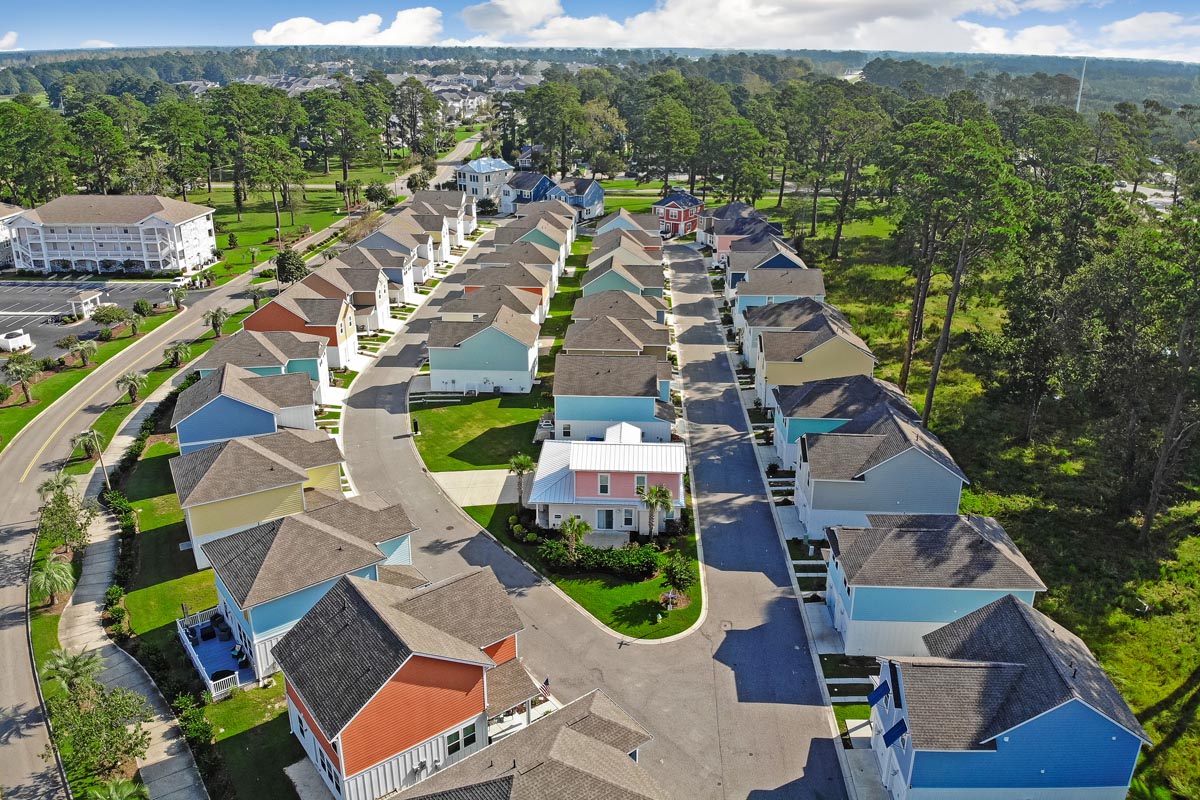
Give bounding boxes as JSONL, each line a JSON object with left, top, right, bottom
{"left": 2, "top": 1, "right": 1200, "bottom": 63}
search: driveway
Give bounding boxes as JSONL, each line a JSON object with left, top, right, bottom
{"left": 341, "top": 242, "right": 846, "bottom": 798}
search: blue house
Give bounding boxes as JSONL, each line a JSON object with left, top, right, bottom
{"left": 733, "top": 268, "right": 827, "bottom": 330}
{"left": 869, "top": 595, "right": 1150, "bottom": 800}
{"left": 171, "top": 364, "right": 316, "bottom": 454}
{"left": 193, "top": 330, "right": 331, "bottom": 404}
{"left": 724, "top": 240, "right": 806, "bottom": 300}
{"left": 771, "top": 375, "right": 914, "bottom": 469}
{"left": 553, "top": 353, "right": 674, "bottom": 442}
{"left": 824, "top": 514, "right": 1045, "bottom": 655}
{"left": 547, "top": 177, "right": 605, "bottom": 220}
{"left": 499, "top": 171, "right": 555, "bottom": 215}
{"left": 427, "top": 306, "right": 540, "bottom": 394}
{"left": 197, "top": 492, "right": 423, "bottom": 679}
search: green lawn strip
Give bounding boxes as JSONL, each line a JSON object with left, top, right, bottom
{"left": 786, "top": 539, "right": 818, "bottom": 560}
{"left": 465, "top": 504, "right": 702, "bottom": 640}
{"left": 819, "top": 653, "right": 879, "bottom": 680}
{"left": 0, "top": 310, "right": 180, "bottom": 454}
{"left": 30, "top": 610, "right": 64, "bottom": 700}
{"left": 601, "top": 195, "right": 657, "bottom": 215}
{"left": 208, "top": 681, "right": 302, "bottom": 800}
{"left": 832, "top": 703, "right": 872, "bottom": 741}
{"left": 411, "top": 394, "right": 547, "bottom": 471}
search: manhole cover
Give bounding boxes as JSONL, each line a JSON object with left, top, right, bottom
{"left": 720, "top": 620, "right": 733, "bottom": 631}
{"left": 445, "top": 525, "right": 455, "bottom": 531}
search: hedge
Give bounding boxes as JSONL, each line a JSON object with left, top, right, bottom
{"left": 536, "top": 540, "right": 660, "bottom": 579}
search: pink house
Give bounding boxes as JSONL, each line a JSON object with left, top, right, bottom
{"left": 528, "top": 422, "right": 686, "bottom": 539}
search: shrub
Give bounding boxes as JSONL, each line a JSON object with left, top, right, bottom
{"left": 508, "top": 515, "right": 518, "bottom": 528}
{"left": 537, "top": 540, "right": 660, "bottom": 579}
{"left": 172, "top": 695, "right": 214, "bottom": 745}
{"left": 90, "top": 305, "right": 131, "bottom": 326}
{"left": 39, "top": 356, "right": 58, "bottom": 373}
{"left": 133, "top": 298, "right": 153, "bottom": 317}
{"left": 512, "top": 524, "right": 525, "bottom": 537}
{"left": 257, "top": 267, "right": 276, "bottom": 279}
{"left": 525, "top": 532, "right": 538, "bottom": 543}
{"left": 663, "top": 552, "right": 696, "bottom": 596}
{"left": 55, "top": 334, "right": 80, "bottom": 351}
{"left": 97, "top": 327, "right": 113, "bottom": 342}
{"left": 106, "top": 605, "right": 127, "bottom": 626}
{"left": 104, "top": 585, "right": 125, "bottom": 609}
{"left": 0, "top": 384, "right": 11, "bottom": 403}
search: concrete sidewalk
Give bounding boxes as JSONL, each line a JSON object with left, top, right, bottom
{"left": 58, "top": 514, "right": 208, "bottom": 800}
{"left": 432, "top": 469, "right": 521, "bottom": 507}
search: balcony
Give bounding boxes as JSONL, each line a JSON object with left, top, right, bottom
{"left": 176, "top": 607, "right": 256, "bottom": 700}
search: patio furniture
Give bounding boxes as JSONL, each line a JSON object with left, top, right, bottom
{"left": 211, "top": 669, "right": 234, "bottom": 682}
{"left": 217, "top": 626, "right": 233, "bottom": 642}
{"left": 199, "top": 623, "right": 216, "bottom": 642}
{"left": 237, "top": 656, "right": 251, "bottom": 670}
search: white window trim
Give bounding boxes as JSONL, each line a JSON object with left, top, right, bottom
{"left": 598, "top": 473, "right": 610, "bottom": 495}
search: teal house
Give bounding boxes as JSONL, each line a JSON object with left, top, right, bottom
{"left": 427, "top": 306, "right": 540, "bottom": 394}
{"left": 197, "top": 493, "right": 422, "bottom": 680}
{"left": 193, "top": 329, "right": 332, "bottom": 404}
{"left": 732, "top": 268, "right": 827, "bottom": 330}
{"left": 580, "top": 258, "right": 664, "bottom": 298}
{"left": 553, "top": 353, "right": 674, "bottom": 441}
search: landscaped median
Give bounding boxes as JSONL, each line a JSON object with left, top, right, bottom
{"left": 465, "top": 503, "right": 703, "bottom": 640}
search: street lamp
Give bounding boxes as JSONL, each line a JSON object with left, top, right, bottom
{"left": 84, "top": 429, "right": 111, "bottom": 492}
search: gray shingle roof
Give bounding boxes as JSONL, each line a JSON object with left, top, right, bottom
{"left": 759, "top": 328, "right": 873, "bottom": 363}
{"left": 441, "top": 287, "right": 542, "bottom": 317}
{"left": 263, "top": 282, "right": 348, "bottom": 326}
{"left": 464, "top": 264, "right": 550, "bottom": 289}
{"left": 595, "top": 208, "right": 658, "bottom": 233}
{"left": 274, "top": 569, "right": 520, "bottom": 738}
{"left": 921, "top": 595, "right": 1151, "bottom": 745}
{"left": 571, "top": 291, "right": 666, "bottom": 322}
{"left": 587, "top": 242, "right": 659, "bottom": 268}
{"left": 172, "top": 364, "right": 313, "bottom": 427}
{"left": 399, "top": 690, "right": 664, "bottom": 800}
{"left": 593, "top": 228, "right": 662, "bottom": 252}
{"left": 20, "top": 195, "right": 213, "bottom": 225}
{"left": 887, "top": 658, "right": 1026, "bottom": 751}
{"left": 193, "top": 330, "right": 326, "bottom": 374}
{"left": 477, "top": 241, "right": 558, "bottom": 266}
{"left": 428, "top": 306, "right": 540, "bottom": 349}
{"left": 736, "top": 268, "right": 826, "bottom": 298}
{"left": 828, "top": 515, "right": 1045, "bottom": 590}
{"left": 553, "top": 354, "right": 661, "bottom": 398}
{"left": 749, "top": 299, "right": 871, "bottom": 359}
{"left": 580, "top": 259, "right": 663, "bottom": 292}
{"left": 773, "top": 376, "right": 914, "bottom": 421}
{"left": 805, "top": 403, "right": 967, "bottom": 482}
{"left": 727, "top": 243, "right": 804, "bottom": 273}
{"left": 506, "top": 171, "right": 550, "bottom": 191}
{"left": 702, "top": 201, "right": 762, "bottom": 222}
{"left": 564, "top": 317, "right": 668, "bottom": 353}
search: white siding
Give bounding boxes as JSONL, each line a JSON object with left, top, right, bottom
{"left": 344, "top": 712, "right": 488, "bottom": 800}
{"left": 842, "top": 619, "right": 944, "bottom": 658}
{"left": 908, "top": 789, "right": 1130, "bottom": 800}
{"left": 555, "top": 419, "right": 671, "bottom": 442}
{"left": 278, "top": 405, "right": 317, "bottom": 430}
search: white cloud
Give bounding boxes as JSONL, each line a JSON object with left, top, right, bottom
{"left": 461, "top": 0, "right": 563, "bottom": 34}
{"left": 252, "top": 10, "right": 443, "bottom": 46}
{"left": 1101, "top": 11, "right": 1200, "bottom": 44}
{"left": 0, "top": 31, "right": 19, "bottom": 51}
{"left": 80, "top": 39, "right": 117, "bottom": 49}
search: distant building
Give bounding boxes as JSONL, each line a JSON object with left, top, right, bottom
{"left": 652, "top": 191, "right": 704, "bottom": 236}
{"left": 0, "top": 202, "right": 24, "bottom": 267}
{"left": 456, "top": 157, "right": 514, "bottom": 202}
{"left": 547, "top": 177, "right": 605, "bottom": 220}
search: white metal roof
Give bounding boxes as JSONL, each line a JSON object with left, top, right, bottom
{"left": 528, "top": 441, "right": 575, "bottom": 505}
{"left": 568, "top": 440, "right": 687, "bottom": 473}
{"left": 604, "top": 422, "right": 643, "bottom": 443}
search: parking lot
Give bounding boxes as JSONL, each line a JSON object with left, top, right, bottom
{"left": 0, "top": 278, "right": 204, "bottom": 357}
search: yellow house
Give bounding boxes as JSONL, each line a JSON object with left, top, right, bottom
{"left": 755, "top": 327, "right": 876, "bottom": 406}
{"left": 169, "top": 429, "right": 344, "bottom": 569}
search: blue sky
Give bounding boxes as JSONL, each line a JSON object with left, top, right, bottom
{"left": 3, "top": 1, "right": 1200, "bottom": 62}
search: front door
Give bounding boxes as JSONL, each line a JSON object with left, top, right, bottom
{"left": 596, "top": 509, "right": 614, "bottom": 529}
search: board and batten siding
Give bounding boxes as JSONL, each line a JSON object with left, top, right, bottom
{"left": 176, "top": 395, "right": 277, "bottom": 453}
{"left": 757, "top": 339, "right": 875, "bottom": 398}
{"left": 580, "top": 270, "right": 642, "bottom": 297}
{"left": 277, "top": 404, "right": 317, "bottom": 431}
{"left": 810, "top": 449, "right": 963, "bottom": 516}
{"left": 345, "top": 711, "right": 488, "bottom": 800}
{"left": 377, "top": 535, "right": 412, "bottom": 565}
{"left": 428, "top": 327, "right": 536, "bottom": 394}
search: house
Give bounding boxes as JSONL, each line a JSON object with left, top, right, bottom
{"left": 515, "top": 143, "right": 545, "bottom": 170}
{"left": 0, "top": 202, "right": 23, "bottom": 266}
{"left": 724, "top": 241, "right": 807, "bottom": 300}
{"left": 490, "top": 222, "right": 568, "bottom": 279}
{"left": 334, "top": 246, "right": 419, "bottom": 307}
{"left": 408, "top": 190, "right": 478, "bottom": 243}
{"left": 474, "top": 241, "right": 562, "bottom": 292}
{"left": 427, "top": 306, "right": 540, "bottom": 394}
{"left": 706, "top": 217, "right": 784, "bottom": 264}
{"left": 168, "top": 429, "right": 344, "bottom": 569}
{"left": 594, "top": 208, "right": 659, "bottom": 237}
{"left": 796, "top": 403, "right": 968, "bottom": 536}
{"left": 696, "top": 201, "right": 764, "bottom": 249}
{"left": 302, "top": 261, "right": 391, "bottom": 333}
{"left": 547, "top": 177, "right": 605, "bottom": 220}
{"left": 580, "top": 255, "right": 664, "bottom": 298}
{"left": 243, "top": 282, "right": 359, "bottom": 369}
{"left": 196, "top": 493, "right": 420, "bottom": 679}
{"left": 823, "top": 514, "right": 1045, "bottom": 655}
{"left": 7, "top": 195, "right": 217, "bottom": 274}
{"left": 742, "top": 296, "right": 845, "bottom": 368}
{"left": 733, "top": 269, "right": 827, "bottom": 330}
{"left": 553, "top": 354, "right": 674, "bottom": 442}
{"left": 512, "top": 202, "right": 577, "bottom": 248}
{"left": 572, "top": 290, "right": 668, "bottom": 325}
{"left": 404, "top": 212, "right": 453, "bottom": 263}
{"left": 499, "top": 172, "right": 555, "bottom": 216}
{"left": 652, "top": 190, "right": 704, "bottom": 237}
{"left": 171, "top": 365, "right": 316, "bottom": 454}
{"left": 592, "top": 226, "right": 663, "bottom": 256}
{"left": 771, "top": 376, "right": 913, "bottom": 470}
{"left": 752, "top": 303, "right": 876, "bottom": 403}
{"left": 440, "top": 287, "right": 542, "bottom": 324}
{"left": 274, "top": 568, "right": 545, "bottom": 800}
{"left": 456, "top": 157, "right": 515, "bottom": 202}
{"left": 529, "top": 422, "right": 685, "bottom": 536}
{"left": 356, "top": 213, "right": 440, "bottom": 284}
{"left": 461, "top": 264, "right": 551, "bottom": 318}
{"left": 396, "top": 690, "right": 666, "bottom": 800}
{"left": 869, "top": 595, "right": 1150, "bottom": 800}
{"left": 194, "top": 330, "right": 331, "bottom": 405}
{"left": 564, "top": 316, "right": 670, "bottom": 360}
{"left": 587, "top": 237, "right": 661, "bottom": 268}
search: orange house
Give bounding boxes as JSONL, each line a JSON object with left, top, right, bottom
{"left": 273, "top": 569, "right": 543, "bottom": 800}
{"left": 243, "top": 282, "right": 358, "bottom": 369}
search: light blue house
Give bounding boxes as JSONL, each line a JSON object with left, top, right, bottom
{"left": 771, "top": 376, "right": 915, "bottom": 470}
{"left": 733, "top": 268, "right": 827, "bottom": 330}
{"left": 723, "top": 240, "right": 807, "bottom": 300}
{"left": 193, "top": 329, "right": 331, "bottom": 404}
{"left": 868, "top": 594, "right": 1150, "bottom": 800}
{"left": 580, "top": 257, "right": 664, "bottom": 298}
{"left": 594, "top": 208, "right": 658, "bottom": 236}
{"left": 548, "top": 177, "right": 605, "bottom": 220}
{"left": 553, "top": 353, "right": 674, "bottom": 441}
{"left": 823, "top": 514, "right": 1045, "bottom": 655}
{"left": 171, "top": 364, "right": 316, "bottom": 454}
{"left": 427, "top": 306, "right": 540, "bottom": 394}
{"left": 198, "top": 492, "right": 422, "bottom": 679}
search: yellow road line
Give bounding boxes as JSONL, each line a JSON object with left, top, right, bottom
{"left": 19, "top": 374, "right": 116, "bottom": 483}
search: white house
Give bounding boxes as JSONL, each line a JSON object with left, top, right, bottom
{"left": 456, "top": 157, "right": 515, "bottom": 202}
{"left": 0, "top": 202, "right": 23, "bottom": 266}
{"left": 8, "top": 195, "right": 217, "bottom": 274}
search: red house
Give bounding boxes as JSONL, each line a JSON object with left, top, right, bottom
{"left": 273, "top": 569, "right": 545, "bottom": 800}
{"left": 242, "top": 282, "right": 358, "bottom": 369}
{"left": 652, "top": 190, "right": 704, "bottom": 237}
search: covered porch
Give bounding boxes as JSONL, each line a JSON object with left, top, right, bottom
{"left": 485, "top": 659, "right": 558, "bottom": 742}
{"left": 176, "top": 607, "right": 256, "bottom": 700}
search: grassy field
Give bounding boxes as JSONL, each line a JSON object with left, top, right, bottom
{"left": 466, "top": 504, "right": 703, "bottom": 640}
{"left": 411, "top": 393, "right": 547, "bottom": 471}
{"left": 811, "top": 200, "right": 1200, "bottom": 794}
{"left": 305, "top": 157, "right": 408, "bottom": 187}
{"left": 601, "top": 195, "right": 657, "bottom": 215}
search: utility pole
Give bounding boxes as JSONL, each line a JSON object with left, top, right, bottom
{"left": 1075, "top": 58, "right": 1088, "bottom": 114}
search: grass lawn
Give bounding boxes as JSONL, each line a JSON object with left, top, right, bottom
{"left": 0, "top": 310, "right": 179, "bottom": 454}
{"left": 465, "top": 504, "right": 703, "bottom": 640}
{"left": 208, "top": 680, "right": 302, "bottom": 800}
{"left": 602, "top": 195, "right": 657, "bottom": 215}
{"left": 598, "top": 179, "right": 649, "bottom": 191}
{"left": 411, "top": 393, "right": 548, "bottom": 471}
{"left": 30, "top": 611, "right": 63, "bottom": 700}
{"left": 305, "top": 157, "right": 408, "bottom": 187}
{"left": 832, "top": 703, "right": 871, "bottom": 739}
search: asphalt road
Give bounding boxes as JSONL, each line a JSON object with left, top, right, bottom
{"left": 342, "top": 244, "right": 846, "bottom": 798}
{"left": 0, "top": 136, "right": 480, "bottom": 798}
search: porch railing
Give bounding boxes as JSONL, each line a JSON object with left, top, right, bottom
{"left": 176, "top": 607, "right": 244, "bottom": 701}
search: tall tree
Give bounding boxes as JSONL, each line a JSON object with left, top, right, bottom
{"left": 634, "top": 97, "right": 698, "bottom": 194}
{"left": 148, "top": 99, "right": 207, "bottom": 201}
{"left": 523, "top": 83, "right": 586, "bottom": 179}
{"left": 69, "top": 109, "right": 129, "bottom": 195}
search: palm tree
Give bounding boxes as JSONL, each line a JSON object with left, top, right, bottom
{"left": 508, "top": 453, "right": 535, "bottom": 506}
{"left": 31, "top": 554, "right": 75, "bottom": 606}
{"left": 638, "top": 484, "right": 675, "bottom": 539}
{"left": 559, "top": 516, "right": 591, "bottom": 563}
{"left": 163, "top": 341, "right": 192, "bottom": 368}
{"left": 127, "top": 313, "right": 145, "bottom": 336}
{"left": 116, "top": 371, "right": 148, "bottom": 403}
{"left": 168, "top": 286, "right": 187, "bottom": 310}
{"left": 87, "top": 778, "right": 149, "bottom": 800}
{"left": 202, "top": 307, "right": 231, "bottom": 338}
{"left": 3, "top": 354, "right": 38, "bottom": 404}
{"left": 42, "top": 648, "right": 103, "bottom": 690}
{"left": 71, "top": 339, "right": 98, "bottom": 367}
{"left": 70, "top": 430, "right": 100, "bottom": 459}
{"left": 38, "top": 472, "right": 77, "bottom": 500}
{"left": 246, "top": 286, "right": 268, "bottom": 310}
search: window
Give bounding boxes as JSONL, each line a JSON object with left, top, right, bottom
{"left": 598, "top": 474, "right": 610, "bottom": 495}
{"left": 297, "top": 714, "right": 308, "bottom": 739}
{"left": 447, "top": 722, "right": 477, "bottom": 755}
{"left": 462, "top": 723, "right": 477, "bottom": 748}
{"left": 635, "top": 474, "right": 647, "bottom": 492}
{"left": 623, "top": 508, "right": 635, "bottom": 527}
{"left": 597, "top": 509, "right": 615, "bottom": 529}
